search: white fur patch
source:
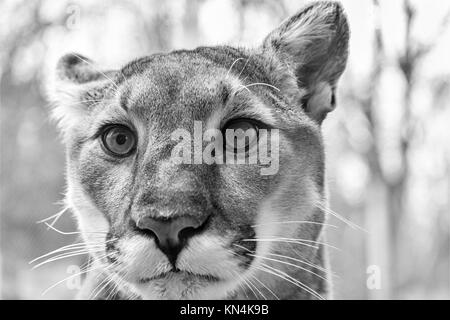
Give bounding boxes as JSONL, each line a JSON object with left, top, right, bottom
{"left": 47, "top": 80, "right": 87, "bottom": 134}
{"left": 66, "top": 177, "right": 110, "bottom": 262}
{"left": 307, "top": 82, "right": 334, "bottom": 117}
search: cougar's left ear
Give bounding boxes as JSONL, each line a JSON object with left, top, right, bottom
{"left": 263, "top": 1, "right": 349, "bottom": 123}
{"left": 47, "top": 53, "right": 118, "bottom": 139}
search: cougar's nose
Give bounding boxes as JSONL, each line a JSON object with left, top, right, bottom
{"left": 135, "top": 215, "right": 208, "bottom": 266}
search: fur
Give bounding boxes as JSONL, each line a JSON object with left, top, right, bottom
{"left": 46, "top": 1, "right": 349, "bottom": 300}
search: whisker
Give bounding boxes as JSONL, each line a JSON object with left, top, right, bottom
{"left": 106, "top": 270, "right": 128, "bottom": 300}
{"left": 257, "top": 263, "right": 325, "bottom": 300}
{"left": 226, "top": 58, "right": 244, "bottom": 79}
{"left": 242, "top": 238, "right": 340, "bottom": 251}
{"left": 237, "top": 84, "right": 251, "bottom": 93}
{"left": 30, "top": 244, "right": 101, "bottom": 264}
{"left": 41, "top": 261, "right": 109, "bottom": 296}
{"left": 37, "top": 207, "right": 69, "bottom": 226}
{"left": 249, "top": 274, "right": 279, "bottom": 300}
{"left": 249, "top": 253, "right": 329, "bottom": 282}
{"left": 266, "top": 253, "right": 334, "bottom": 276}
{"left": 105, "top": 278, "right": 119, "bottom": 300}
{"left": 92, "top": 273, "right": 116, "bottom": 300}
{"left": 233, "top": 243, "right": 331, "bottom": 283}
{"left": 90, "top": 262, "right": 122, "bottom": 300}
{"left": 241, "top": 238, "right": 319, "bottom": 250}
{"left": 29, "top": 239, "right": 116, "bottom": 265}
{"left": 237, "top": 55, "right": 252, "bottom": 79}
{"left": 252, "top": 221, "right": 338, "bottom": 229}
{"left": 89, "top": 257, "right": 126, "bottom": 300}
{"left": 89, "top": 271, "right": 111, "bottom": 300}
{"left": 32, "top": 248, "right": 105, "bottom": 269}
{"left": 270, "top": 238, "right": 341, "bottom": 251}
{"left": 226, "top": 253, "right": 252, "bottom": 300}
{"left": 246, "top": 276, "right": 267, "bottom": 300}
{"left": 43, "top": 222, "right": 107, "bottom": 236}
{"left": 65, "top": 54, "right": 144, "bottom": 108}
{"left": 315, "top": 201, "right": 368, "bottom": 233}
{"left": 242, "top": 82, "right": 281, "bottom": 92}
{"left": 241, "top": 276, "right": 259, "bottom": 299}
{"left": 69, "top": 53, "right": 120, "bottom": 92}
{"left": 89, "top": 269, "right": 113, "bottom": 300}
{"left": 104, "top": 263, "right": 129, "bottom": 300}
{"left": 233, "top": 271, "right": 250, "bottom": 300}
{"left": 234, "top": 243, "right": 333, "bottom": 275}
{"left": 117, "top": 70, "right": 129, "bottom": 86}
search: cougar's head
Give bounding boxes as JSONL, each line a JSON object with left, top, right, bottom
{"left": 48, "top": 2, "right": 348, "bottom": 299}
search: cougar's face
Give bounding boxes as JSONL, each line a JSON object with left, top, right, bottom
{"left": 61, "top": 49, "right": 322, "bottom": 299}
{"left": 50, "top": 2, "right": 348, "bottom": 299}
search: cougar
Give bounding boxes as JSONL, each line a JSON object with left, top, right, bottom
{"left": 46, "top": 1, "right": 349, "bottom": 300}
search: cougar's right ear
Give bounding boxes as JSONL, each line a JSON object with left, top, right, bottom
{"left": 262, "top": 1, "right": 349, "bottom": 123}
{"left": 47, "top": 53, "right": 118, "bottom": 139}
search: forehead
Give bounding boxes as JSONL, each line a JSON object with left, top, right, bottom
{"left": 113, "top": 47, "right": 273, "bottom": 130}
{"left": 123, "top": 57, "right": 225, "bottom": 126}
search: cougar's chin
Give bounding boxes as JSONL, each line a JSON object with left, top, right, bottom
{"left": 131, "top": 273, "right": 231, "bottom": 300}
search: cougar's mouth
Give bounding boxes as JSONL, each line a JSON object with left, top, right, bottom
{"left": 138, "top": 270, "right": 220, "bottom": 283}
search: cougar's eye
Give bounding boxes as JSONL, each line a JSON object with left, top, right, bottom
{"left": 101, "top": 125, "right": 136, "bottom": 157}
{"left": 223, "top": 119, "right": 258, "bottom": 152}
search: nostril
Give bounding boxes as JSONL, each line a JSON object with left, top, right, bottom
{"left": 178, "top": 226, "right": 197, "bottom": 243}
{"left": 177, "top": 216, "right": 209, "bottom": 243}
{"left": 131, "top": 218, "right": 158, "bottom": 240}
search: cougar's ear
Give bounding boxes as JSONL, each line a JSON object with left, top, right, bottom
{"left": 263, "top": 1, "right": 349, "bottom": 123}
{"left": 47, "top": 53, "right": 118, "bottom": 138}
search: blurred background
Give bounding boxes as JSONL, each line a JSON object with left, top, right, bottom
{"left": 0, "top": 0, "right": 449, "bottom": 299}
